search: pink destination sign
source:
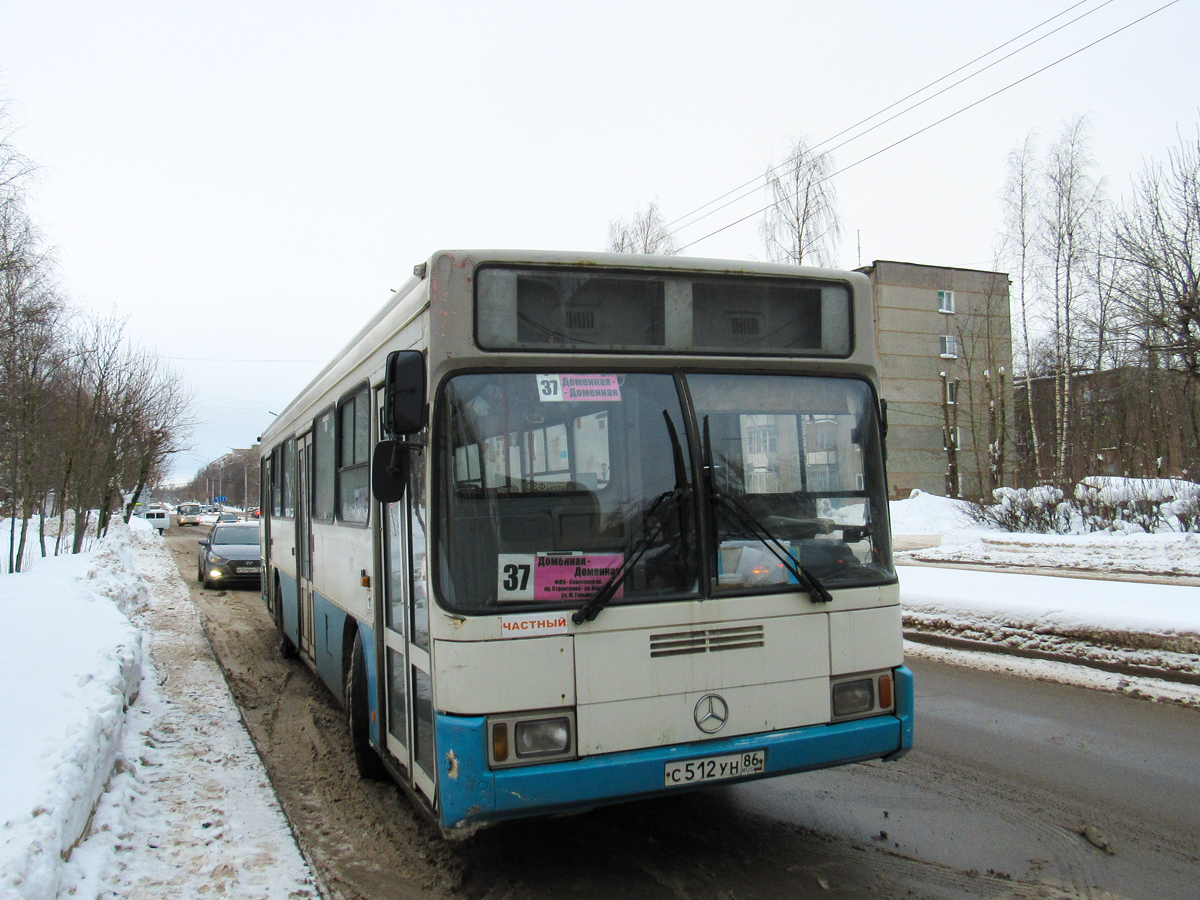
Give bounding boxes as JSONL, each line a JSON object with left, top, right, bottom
{"left": 497, "top": 551, "right": 625, "bottom": 602}
{"left": 535, "top": 552, "right": 623, "bottom": 601}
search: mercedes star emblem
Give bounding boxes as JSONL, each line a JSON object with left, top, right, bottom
{"left": 694, "top": 693, "right": 729, "bottom": 734}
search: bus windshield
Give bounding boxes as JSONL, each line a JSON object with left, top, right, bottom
{"left": 438, "top": 372, "right": 697, "bottom": 612}
{"left": 435, "top": 371, "right": 892, "bottom": 613}
{"left": 688, "top": 373, "right": 892, "bottom": 592}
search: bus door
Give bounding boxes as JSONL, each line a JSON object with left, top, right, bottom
{"left": 296, "top": 432, "right": 315, "bottom": 656}
{"left": 378, "top": 394, "right": 436, "bottom": 802}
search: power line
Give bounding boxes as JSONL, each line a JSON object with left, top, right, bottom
{"left": 668, "top": 0, "right": 1125, "bottom": 239}
{"left": 661, "top": 0, "right": 1118, "bottom": 237}
{"left": 676, "top": 0, "right": 1181, "bottom": 254}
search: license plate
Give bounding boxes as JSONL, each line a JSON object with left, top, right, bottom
{"left": 664, "top": 750, "right": 766, "bottom": 787}
{"left": 239, "top": 565, "right": 262, "bottom": 574}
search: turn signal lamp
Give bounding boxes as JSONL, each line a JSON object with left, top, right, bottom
{"left": 491, "top": 723, "right": 509, "bottom": 762}
{"left": 878, "top": 673, "right": 893, "bottom": 709}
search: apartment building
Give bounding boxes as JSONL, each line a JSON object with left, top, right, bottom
{"left": 857, "top": 260, "right": 1014, "bottom": 499}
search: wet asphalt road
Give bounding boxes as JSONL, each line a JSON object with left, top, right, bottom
{"left": 731, "top": 656, "right": 1200, "bottom": 898}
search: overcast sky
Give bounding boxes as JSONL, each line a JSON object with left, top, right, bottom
{"left": 2, "top": 0, "right": 1197, "bottom": 486}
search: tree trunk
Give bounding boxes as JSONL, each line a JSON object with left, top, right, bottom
{"left": 72, "top": 507, "right": 89, "bottom": 554}
{"left": 37, "top": 493, "right": 46, "bottom": 558}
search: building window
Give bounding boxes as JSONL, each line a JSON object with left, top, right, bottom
{"left": 940, "top": 335, "right": 958, "bottom": 358}
{"left": 946, "top": 381, "right": 958, "bottom": 405}
{"left": 938, "top": 290, "right": 955, "bottom": 314}
{"left": 943, "top": 426, "right": 962, "bottom": 450}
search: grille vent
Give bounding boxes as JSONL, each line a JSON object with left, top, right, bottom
{"left": 729, "top": 315, "right": 761, "bottom": 336}
{"left": 566, "top": 309, "right": 596, "bottom": 330}
{"left": 649, "top": 624, "right": 765, "bottom": 658}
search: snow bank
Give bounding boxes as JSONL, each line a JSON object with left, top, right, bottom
{"left": 889, "top": 489, "right": 974, "bottom": 535}
{"left": 55, "top": 526, "right": 315, "bottom": 899}
{"left": 891, "top": 487, "right": 1200, "bottom": 575}
{"left": 0, "top": 523, "right": 147, "bottom": 900}
{"left": 906, "top": 529, "right": 1200, "bottom": 576}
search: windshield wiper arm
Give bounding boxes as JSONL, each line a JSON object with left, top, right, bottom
{"left": 571, "top": 485, "right": 686, "bottom": 624}
{"left": 701, "top": 415, "right": 833, "bottom": 604}
{"left": 573, "top": 411, "right": 691, "bottom": 625}
{"left": 712, "top": 492, "right": 833, "bottom": 603}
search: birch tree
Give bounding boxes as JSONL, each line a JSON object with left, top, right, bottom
{"left": 760, "top": 136, "right": 841, "bottom": 267}
{"left": 1038, "top": 117, "right": 1104, "bottom": 482}
{"left": 606, "top": 200, "right": 680, "bottom": 255}
{"left": 1001, "top": 134, "right": 1046, "bottom": 482}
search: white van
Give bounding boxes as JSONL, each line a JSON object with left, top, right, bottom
{"left": 177, "top": 503, "right": 202, "bottom": 526}
{"left": 143, "top": 509, "right": 170, "bottom": 533}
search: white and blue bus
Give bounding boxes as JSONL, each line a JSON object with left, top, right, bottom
{"left": 259, "top": 250, "right": 912, "bottom": 835}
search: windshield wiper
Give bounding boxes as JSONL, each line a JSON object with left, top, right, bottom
{"left": 702, "top": 416, "right": 834, "bottom": 604}
{"left": 573, "top": 411, "right": 691, "bottom": 625}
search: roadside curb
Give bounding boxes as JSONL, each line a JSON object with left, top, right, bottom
{"left": 896, "top": 557, "right": 1200, "bottom": 587}
{"left": 904, "top": 629, "right": 1200, "bottom": 687}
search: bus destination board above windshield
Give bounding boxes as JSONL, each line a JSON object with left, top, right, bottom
{"left": 536, "top": 374, "right": 621, "bottom": 402}
{"left": 476, "top": 266, "right": 851, "bottom": 356}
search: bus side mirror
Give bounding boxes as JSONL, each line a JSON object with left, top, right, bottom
{"left": 372, "top": 440, "right": 408, "bottom": 503}
{"left": 385, "top": 350, "right": 426, "bottom": 437}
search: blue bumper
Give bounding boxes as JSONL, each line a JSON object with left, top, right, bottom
{"left": 436, "top": 665, "right": 915, "bottom": 830}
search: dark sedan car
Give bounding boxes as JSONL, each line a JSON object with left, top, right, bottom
{"left": 198, "top": 523, "right": 262, "bottom": 589}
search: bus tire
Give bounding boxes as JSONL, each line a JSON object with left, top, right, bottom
{"left": 279, "top": 632, "right": 299, "bottom": 659}
{"left": 277, "top": 576, "right": 299, "bottom": 659}
{"left": 347, "top": 631, "right": 387, "bottom": 781}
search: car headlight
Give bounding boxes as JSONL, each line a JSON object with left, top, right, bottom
{"left": 208, "top": 553, "right": 228, "bottom": 565}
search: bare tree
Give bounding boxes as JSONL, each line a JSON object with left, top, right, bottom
{"left": 0, "top": 98, "right": 193, "bottom": 563}
{"left": 1115, "top": 127, "right": 1200, "bottom": 378}
{"left": 760, "top": 136, "right": 841, "bottom": 267}
{"left": 0, "top": 105, "right": 65, "bottom": 571}
{"left": 118, "top": 352, "right": 194, "bottom": 524}
{"left": 949, "top": 267, "right": 1012, "bottom": 498}
{"left": 940, "top": 370, "right": 961, "bottom": 497}
{"left": 1038, "top": 117, "right": 1104, "bottom": 482}
{"left": 606, "top": 200, "right": 680, "bottom": 255}
{"left": 1001, "top": 133, "right": 1046, "bottom": 481}
{"left": 0, "top": 101, "right": 34, "bottom": 199}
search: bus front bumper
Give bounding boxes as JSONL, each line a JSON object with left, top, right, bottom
{"left": 435, "top": 665, "right": 914, "bottom": 831}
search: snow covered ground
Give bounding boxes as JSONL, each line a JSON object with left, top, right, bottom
{"left": 0, "top": 489, "right": 1196, "bottom": 898}
{"left": 891, "top": 488, "right": 1200, "bottom": 707}
{"left": 0, "top": 520, "right": 314, "bottom": 900}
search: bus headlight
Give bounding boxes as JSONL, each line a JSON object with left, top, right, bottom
{"left": 832, "top": 678, "right": 874, "bottom": 717}
{"left": 487, "top": 709, "right": 576, "bottom": 768}
{"left": 515, "top": 717, "right": 571, "bottom": 757}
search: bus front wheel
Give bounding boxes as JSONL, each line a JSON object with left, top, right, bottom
{"left": 276, "top": 576, "right": 299, "bottom": 659}
{"left": 347, "top": 631, "right": 388, "bottom": 781}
